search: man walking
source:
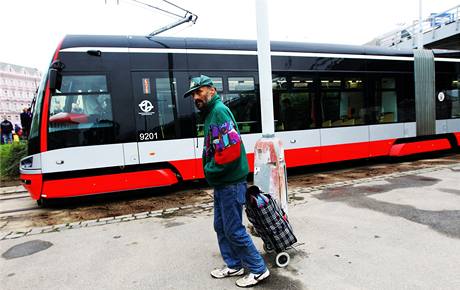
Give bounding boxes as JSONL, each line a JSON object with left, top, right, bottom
{"left": 184, "top": 75, "right": 269, "bottom": 287}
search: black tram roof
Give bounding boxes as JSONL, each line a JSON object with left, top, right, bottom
{"left": 61, "top": 34, "right": 460, "bottom": 58}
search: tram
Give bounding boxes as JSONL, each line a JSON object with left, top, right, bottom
{"left": 20, "top": 35, "right": 460, "bottom": 203}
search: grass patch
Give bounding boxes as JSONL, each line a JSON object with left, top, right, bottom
{"left": 1, "top": 142, "right": 27, "bottom": 184}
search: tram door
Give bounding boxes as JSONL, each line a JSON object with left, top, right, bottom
{"left": 131, "top": 72, "right": 198, "bottom": 179}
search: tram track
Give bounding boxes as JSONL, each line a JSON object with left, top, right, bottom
{"left": 0, "top": 152, "right": 459, "bottom": 234}
{"left": 0, "top": 207, "right": 40, "bottom": 215}
{"left": 0, "top": 193, "right": 29, "bottom": 201}
{"left": 0, "top": 188, "right": 42, "bottom": 217}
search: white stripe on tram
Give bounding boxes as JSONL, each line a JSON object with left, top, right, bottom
{"left": 56, "top": 46, "right": 460, "bottom": 62}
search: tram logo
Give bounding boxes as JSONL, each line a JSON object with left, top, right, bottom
{"left": 138, "top": 100, "right": 155, "bottom": 115}
{"left": 438, "top": 92, "right": 445, "bottom": 102}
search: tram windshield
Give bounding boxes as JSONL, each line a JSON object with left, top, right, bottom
{"left": 47, "top": 74, "right": 115, "bottom": 150}
{"left": 29, "top": 73, "right": 48, "bottom": 140}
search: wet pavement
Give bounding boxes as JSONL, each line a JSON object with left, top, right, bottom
{"left": 1, "top": 162, "right": 460, "bottom": 289}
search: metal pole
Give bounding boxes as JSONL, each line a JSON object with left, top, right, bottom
{"left": 255, "top": 0, "right": 275, "bottom": 137}
{"left": 417, "top": 0, "right": 423, "bottom": 49}
{"left": 253, "top": 0, "right": 289, "bottom": 213}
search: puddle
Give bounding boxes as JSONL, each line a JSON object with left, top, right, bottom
{"left": 163, "top": 221, "right": 185, "bottom": 228}
{"left": 313, "top": 174, "right": 460, "bottom": 239}
{"left": 439, "top": 188, "right": 460, "bottom": 196}
{"left": 262, "top": 267, "right": 307, "bottom": 290}
{"left": 315, "top": 175, "right": 441, "bottom": 200}
{"left": 2, "top": 240, "right": 53, "bottom": 260}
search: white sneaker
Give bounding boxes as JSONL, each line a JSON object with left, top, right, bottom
{"left": 235, "top": 269, "right": 270, "bottom": 287}
{"left": 210, "top": 266, "right": 244, "bottom": 279}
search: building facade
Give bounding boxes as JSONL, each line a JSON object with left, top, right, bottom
{"left": 0, "top": 62, "right": 42, "bottom": 127}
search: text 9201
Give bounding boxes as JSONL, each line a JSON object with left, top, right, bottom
{"left": 139, "top": 132, "right": 158, "bottom": 141}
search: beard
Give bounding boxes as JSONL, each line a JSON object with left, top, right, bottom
{"left": 194, "top": 91, "right": 211, "bottom": 111}
{"left": 194, "top": 99, "right": 205, "bottom": 111}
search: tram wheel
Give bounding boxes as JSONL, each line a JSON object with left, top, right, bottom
{"left": 275, "top": 252, "right": 290, "bottom": 268}
{"left": 37, "top": 197, "right": 47, "bottom": 207}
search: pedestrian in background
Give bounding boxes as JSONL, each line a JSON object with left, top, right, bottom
{"left": 1, "top": 117, "right": 14, "bottom": 144}
{"left": 14, "top": 124, "right": 21, "bottom": 135}
{"left": 20, "top": 107, "right": 32, "bottom": 139}
{"left": 184, "top": 75, "right": 270, "bottom": 288}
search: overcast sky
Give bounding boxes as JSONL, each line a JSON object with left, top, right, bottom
{"left": 0, "top": 0, "right": 458, "bottom": 71}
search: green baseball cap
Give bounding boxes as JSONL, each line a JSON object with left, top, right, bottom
{"left": 183, "top": 75, "right": 214, "bottom": 97}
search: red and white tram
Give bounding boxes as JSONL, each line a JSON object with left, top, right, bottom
{"left": 20, "top": 35, "right": 460, "bottom": 204}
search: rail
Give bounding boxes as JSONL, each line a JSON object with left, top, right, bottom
{"left": 373, "top": 4, "right": 460, "bottom": 48}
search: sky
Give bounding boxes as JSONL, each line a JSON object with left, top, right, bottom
{"left": 0, "top": 0, "right": 458, "bottom": 71}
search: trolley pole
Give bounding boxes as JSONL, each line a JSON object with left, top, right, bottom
{"left": 254, "top": 0, "right": 289, "bottom": 213}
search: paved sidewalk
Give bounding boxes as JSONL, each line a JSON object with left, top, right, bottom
{"left": 1, "top": 164, "right": 460, "bottom": 290}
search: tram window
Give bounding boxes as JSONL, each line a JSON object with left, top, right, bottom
{"left": 273, "top": 75, "right": 315, "bottom": 131}
{"left": 195, "top": 76, "right": 260, "bottom": 136}
{"left": 272, "top": 76, "right": 288, "bottom": 90}
{"left": 381, "top": 78, "right": 396, "bottom": 89}
{"left": 320, "top": 77, "right": 365, "bottom": 127}
{"left": 47, "top": 75, "right": 115, "bottom": 150}
{"left": 292, "top": 77, "right": 314, "bottom": 89}
{"left": 345, "top": 78, "right": 363, "bottom": 89}
{"left": 337, "top": 92, "right": 364, "bottom": 126}
{"left": 277, "top": 93, "right": 313, "bottom": 131}
{"left": 436, "top": 74, "right": 460, "bottom": 119}
{"left": 321, "top": 91, "right": 340, "bottom": 127}
{"left": 189, "top": 76, "right": 223, "bottom": 92}
{"left": 228, "top": 77, "right": 255, "bottom": 91}
{"left": 59, "top": 75, "right": 108, "bottom": 94}
{"left": 320, "top": 78, "right": 341, "bottom": 128}
{"left": 48, "top": 93, "right": 113, "bottom": 132}
{"left": 397, "top": 74, "right": 415, "bottom": 122}
{"left": 373, "top": 78, "right": 397, "bottom": 123}
{"left": 210, "top": 77, "right": 223, "bottom": 92}
{"left": 154, "top": 78, "right": 176, "bottom": 139}
{"left": 220, "top": 76, "right": 258, "bottom": 134}
{"left": 29, "top": 75, "right": 47, "bottom": 140}
{"left": 320, "top": 79, "right": 341, "bottom": 89}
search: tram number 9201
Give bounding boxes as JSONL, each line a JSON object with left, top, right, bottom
{"left": 139, "top": 132, "right": 159, "bottom": 141}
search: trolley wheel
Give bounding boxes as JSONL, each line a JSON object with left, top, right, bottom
{"left": 275, "top": 252, "right": 290, "bottom": 268}
{"left": 263, "top": 243, "right": 275, "bottom": 254}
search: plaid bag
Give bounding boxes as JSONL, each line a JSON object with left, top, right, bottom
{"left": 246, "top": 186, "right": 297, "bottom": 252}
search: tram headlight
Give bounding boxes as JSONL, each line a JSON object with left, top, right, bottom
{"left": 20, "top": 156, "right": 33, "bottom": 169}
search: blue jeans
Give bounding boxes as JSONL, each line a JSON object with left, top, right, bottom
{"left": 213, "top": 182, "right": 266, "bottom": 274}
{"left": 1, "top": 133, "right": 12, "bottom": 144}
